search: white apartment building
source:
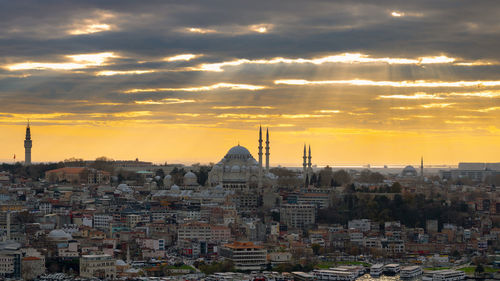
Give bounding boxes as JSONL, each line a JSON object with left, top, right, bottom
{"left": 348, "top": 219, "right": 371, "bottom": 232}
{"left": 93, "top": 214, "right": 113, "bottom": 229}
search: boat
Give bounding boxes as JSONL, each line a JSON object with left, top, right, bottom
{"left": 383, "top": 264, "right": 400, "bottom": 275}
{"left": 400, "top": 266, "right": 423, "bottom": 279}
{"left": 429, "top": 270, "right": 466, "bottom": 281}
{"left": 313, "top": 269, "right": 357, "bottom": 281}
{"left": 335, "top": 266, "right": 365, "bottom": 277}
{"left": 370, "top": 264, "right": 384, "bottom": 277}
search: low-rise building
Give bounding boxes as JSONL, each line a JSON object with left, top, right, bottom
{"left": 219, "top": 241, "right": 267, "bottom": 271}
{"left": 80, "top": 254, "right": 116, "bottom": 279}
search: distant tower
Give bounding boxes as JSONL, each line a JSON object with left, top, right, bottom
{"left": 24, "top": 121, "right": 32, "bottom": 165}
{"left": 308, "top": 145, "right": 312, "bottom": 170}
{"left": 258, "top": 126, "right": 263, "bottom": 188}
{"left": 303, "top": 144, "right": 307, "bottom": 176}
{"left": 420, "top": 156, "right": 424, "bottom": 178}
{"left": 265, "top": 128, "right": 270, "bottom": 173}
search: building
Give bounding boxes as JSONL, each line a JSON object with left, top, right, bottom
{"left": 45, "top": 167, "right": 110, "bottom": 185}
{"left": 93, "top": 214, "right": 113, "bottom": 230}
{"left": 0, "top": 241, "right": 21, "bottom": 279}
{"left": 21, "top": 256, "right": 45, "bottom": 280}
{"left": 348, "top": 219, "right": 371, "bottom": 232}
{"left": 219, "top": 241, "right": 267, "bottom": 270}
{"left": 280, "top": 204, "right": 316, "bottom": 229}
{"left": 208, "top": 127, "right": 274, "bottom": 189}
{"left": 80, "top": 254, "right": 116, "bottom": 279}
{"left": 440, "top": 168, "right": 500, "bottom": 182}
{"left": 24, "top": 122, "right": 32, "bottom": 165}
{"left": 177, "top": 222, "right": 211, "bottom": 244}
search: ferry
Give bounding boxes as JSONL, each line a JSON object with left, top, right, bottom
{"left": 335, "top": 265, "right": 365, "bottom": 277}
{"left": 422, "top": 271, "right": 434, "bottom": 281}
{"left": 383, "top": 264, "right": 400, "bottom": 276}
{"left": 430, "top": 270, "right": 466, "bottom": 281}
{"left": 369, "top": 264, "right": 384, "bottom": 277}
{"left": 400, "top": 266, "right": 423, "bottom": 279}
{"left": 313, "top": 269, "right": 357, "bottom": 281}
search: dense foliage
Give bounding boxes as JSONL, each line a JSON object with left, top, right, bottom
{"left": 0, "top": 162, "right": 62, "bottom": 180}
{"left": 318, "top": 193, "right": 470, "bottom": 229}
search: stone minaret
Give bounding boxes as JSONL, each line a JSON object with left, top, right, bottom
{"left": 24, "top": 121, "right": 32, "bottom": 165}
{"left": 265, "top": 128, "right": 270, "bottom": 173}
{"left": 308, "top": 145, "right": 312, "bottom": 170}
{"left": 303, "top": 144, "right": 307, "bottom": 176}
{"left": 258, "top": 126, "right": 263, "bottom": 188}
{"left": 420, "top": 156, "right": 424, "bottom": 178}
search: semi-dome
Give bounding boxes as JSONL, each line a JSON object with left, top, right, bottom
{"left": 231, "top": 165, "right": 241, "bottom": 173}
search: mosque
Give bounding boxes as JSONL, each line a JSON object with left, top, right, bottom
{"left": 208, "top": 126, "right": 275, "bottom": 189}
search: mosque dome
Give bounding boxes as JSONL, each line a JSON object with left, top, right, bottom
{"left": 48, "top": 229, "right": 72, "bottom": 240}
{"left": 164, "top": 175, "right": 172, "bottom": 180}
{"left": 171, "top": 184, "right": 180, "bottom": 191}
{"left": 225, "top": 145, "right": 253, "bottom": 160}
{"left": 401, "top": 165, "right": 418, "bottom": 176}
{"left": 184, "top": 171, "right": 196, "bottom": 179}
{"left": 117, "top": 184, "right": 133, "bottom": 193}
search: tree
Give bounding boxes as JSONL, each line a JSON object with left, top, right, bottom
{"left": 319, "top": 166, "right": 334, "bottom": 187}
{"left": 475, "top": 264, "right": 484, "bottom": 275}
{"left": 194, "top": 165, "right": 211, "bottom": 186}
{"left": 311, "top": 243, "right": 321, "bottom": 255}
{"left": 390, "top": 182, "right": 402, "bottom": 193}
{"left": 332, "top": 170, "right": 351, "bottom": 186}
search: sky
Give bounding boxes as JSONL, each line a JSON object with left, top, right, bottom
{"left": 0, "top": 0, "right": 499, "bottom": 166}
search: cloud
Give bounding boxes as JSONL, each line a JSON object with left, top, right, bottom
{"left": 275, "top": 79, "right": 500, "bottom": 88}
{"left": 212, "top": 106, "right": 275, "bottom": 109}
{"left": 123, "top": 83, "right": 266, "bottom": 93}
{"left": 134, "top": 98, "right": 195, "bottom": 105}
{"left": 379, "top": 93, "right": 444, "bottom": 100}
{"left": 165, "top": 54, "right": 202, "bottom": 62}
{"left": 192, "top": 53, "right": 465, "bottom": 72}
{"left": 96, "top": 69, "right": 157, "bottom": 76}
{"left": 5, "top": 52, "right": 117, "bottom": 71}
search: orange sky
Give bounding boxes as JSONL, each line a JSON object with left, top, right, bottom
{"left": 2, "top": 123, "right": 499, "bottom": 166}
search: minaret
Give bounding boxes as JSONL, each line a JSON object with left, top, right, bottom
{"left": 258, "top": 126, "right": 263, "bottom": 188}
{"left": 420, "top": 156, "right": 424, "bottom": 178}
{"left": 303, "top": 144, "right": 307, "bottom": 176}
{"left": 24, "top": 121, "right": 32, "bottom": 165}
{"left": 308, "top": 145, "right": 312, "bottom": 170}
{"left": 265, "top": 128, "right": 270, "bottom": 173}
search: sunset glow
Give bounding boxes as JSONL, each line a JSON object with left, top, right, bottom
{"left": 0, "top": 1, "right": 499, "bottom": 165}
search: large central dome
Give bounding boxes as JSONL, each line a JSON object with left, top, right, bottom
{"left": 225, "top": 145, "right": 252, "bottom": 159}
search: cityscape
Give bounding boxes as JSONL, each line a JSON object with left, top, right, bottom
{"left": 1, "top": 1, "right": 500, "bottom": 281}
